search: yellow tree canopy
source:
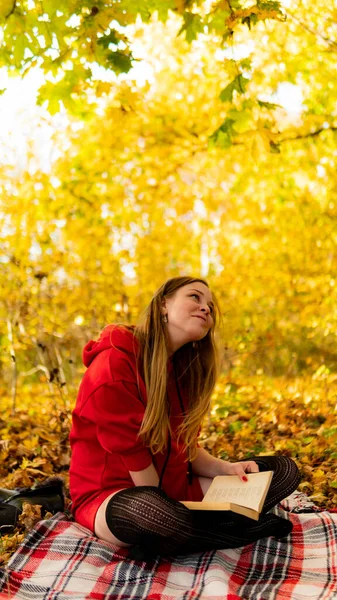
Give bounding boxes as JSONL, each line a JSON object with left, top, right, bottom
{"left": 3, "top": 0, "right": 335, "bottom": 147}
{"left": 0, "top": 0, "right": 337, "bottom": 383}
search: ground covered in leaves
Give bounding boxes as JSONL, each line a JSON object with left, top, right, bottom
{"left": 1, "top": 372, "right": 337, "bottom": 565}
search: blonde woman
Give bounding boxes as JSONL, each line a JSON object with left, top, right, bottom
{"left": 69, "top": 277, "right": 300, "bottom": 559}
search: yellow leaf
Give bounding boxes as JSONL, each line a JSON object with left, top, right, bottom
{"left": 20, "top": 457, "right": 30, "bottom": 470}
{"left": 23, "top": 436, "right": 40, "bottom": 450}
{"left": 96, "top": 82, "right": 112, "bottom": 97}
{"left": 251, "top": 130, "right": 270, "bottom": 162}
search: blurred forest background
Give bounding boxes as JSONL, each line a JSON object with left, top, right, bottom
{"left": 1, "top": 0, "right": 337, "bottom": 560}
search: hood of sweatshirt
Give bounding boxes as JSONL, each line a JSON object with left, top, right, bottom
{"left": 82, "top": 325, "right": 137, "bottom": 367}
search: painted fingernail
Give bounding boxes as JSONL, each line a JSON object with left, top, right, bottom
{"left": 243, "top": 476, "right": 248, "bottom": 482}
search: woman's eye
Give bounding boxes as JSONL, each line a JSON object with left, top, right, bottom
{"left": 191, "top": 294, "right": 199, "bottom": 300}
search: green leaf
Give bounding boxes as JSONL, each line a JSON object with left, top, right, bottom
{"left": 269, "top": 140, "right": 281, "bottom": 153}
{"left": 226, "top": 382, "right": 240, "bottom": 394}
{"left": 240, "top": 58, "right": 252, "bottom": 71}
{"left": 322, "top": 427, "right": 337, "bottom": 438}
{"left": 209, "top": 117, "right": 235, "bottom": 148}
{"left": 208, "top": 131, "right": 229, "bottom": 149}
{"left": 106, "top": 51, "right": 133, "bottom": 74}
{"left": 120, "top": 0, "right": 151, "bottom": 21}
{"left": 13, "top": 36, "right": 26, "bottom": 67}
{"left": 97, "top": 31, "right": 121, "bottom": 49}
{"left": 221, "top": 118, "right": 235, "bottom": 133}
{"left": 256, "top": 0, "right": 282, "bottom": 12}
{"left": 258, "top": 99, "right": 281, "bottom": 110}
{"left": 178, "top": 13, "right": 203, "bottom": 43}
{"left": 248, "top": 417, "right": 257, "bottom": 430}
{"left": 0, "top": 0, "right": 15, "bottom": 20}
{"left": 229, "top": 421, "right": 243, "bottom": 433}
{"left": 215, "top": 407, "right": 229, "bottom": 417}
{"left": 207, "top": 10, "right": 231, "bottom": 34}
{"left": 303, "top": 436, "right": 315, "bottom": 444}
{"left": 148, "top": 0, "right": 176, "bottom": 22}
{"left": 219, "top": 81, "right": 236, "bottom": 103}
{"left": 0, "top": 88, "right": 6, "bottom": 95}
{"left": 228, "top": 108, "right": 254, "bottom": 133}
{"left": 219, "top": 74, "right": 249, "bottom": 102}
{"left": 245, "top": 13, "right": 258, "bottom": 28}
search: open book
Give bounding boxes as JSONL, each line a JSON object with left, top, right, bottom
{"left": 181, "top": 471, "right": 273, "bottom": 520}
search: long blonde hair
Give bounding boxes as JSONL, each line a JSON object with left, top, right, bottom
{"left": 134, "top": 276, "right": 221, "bottom": 460}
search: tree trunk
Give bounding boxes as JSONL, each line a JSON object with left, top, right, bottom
{"left": 7, "top": 318, "right": 17, "bottom": 416}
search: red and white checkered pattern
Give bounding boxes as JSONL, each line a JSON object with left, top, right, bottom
{"left": 1, "top": 494, "right": 336, "bottom": 600}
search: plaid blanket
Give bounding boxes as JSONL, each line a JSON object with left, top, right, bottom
{"left": 0, "top": 493, "right": 336, "bottom": 600}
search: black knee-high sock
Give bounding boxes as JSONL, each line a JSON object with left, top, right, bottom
{"left": 251, "top": 455, "right": 301, "bottom": 514}
{"left": 105, "top": 456, "right": 299, "bottom": 559}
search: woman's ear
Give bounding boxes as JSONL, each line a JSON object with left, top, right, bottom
{"left": 161, "top": 298, "right": 167, "bottom": 316}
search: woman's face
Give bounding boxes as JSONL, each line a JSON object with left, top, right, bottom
{"left": 162, "top": 282, "right": 214, "bottom": 354}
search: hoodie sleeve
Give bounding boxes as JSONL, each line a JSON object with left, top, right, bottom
{"left": 89, "top": 381, "right": 153, "bottom": 472}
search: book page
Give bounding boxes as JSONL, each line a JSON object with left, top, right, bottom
{"left": 203, "top": 471, "right": 273, "bottom": 512}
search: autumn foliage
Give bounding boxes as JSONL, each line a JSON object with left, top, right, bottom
{"left": 1, "top": 0, "right": 337, "bottom": 564}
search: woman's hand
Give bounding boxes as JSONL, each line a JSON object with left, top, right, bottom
{"left": 221, "top": 460, "right": 259, "bottom": 482}
{"left": 191, "top": 448, "right": 259, "bottom": 481}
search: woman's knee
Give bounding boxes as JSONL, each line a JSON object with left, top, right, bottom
{"left": 254, "top": 455, "right": 298, "bottom": 473}
{"left": 94, "top": 490, "right": 131, "bottom": 547}
{"left": 104, "top": 486, "right": 190, "bottom": 544}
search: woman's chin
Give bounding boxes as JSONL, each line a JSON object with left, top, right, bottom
{"left": 189, "top": 331, "right": 207, "bottom": 342}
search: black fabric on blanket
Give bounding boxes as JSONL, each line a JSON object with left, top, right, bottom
{"left": 106, "top": 455, "right": 300, "bottom": 560}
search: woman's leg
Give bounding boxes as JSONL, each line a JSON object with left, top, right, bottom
{"left": 94, "top": 490, "right": 131, "bottom": 547}
{"left": 251, "top": 455, "right": 301, "bottom": 513}
{"left": 200, "top": 455, "right": 300, "bottom": 510}
{"left": 104, "top": 456, "right": 299, "bottom": 558}
{"left": 105, "top": 492, "right": 292, "bottom": 559}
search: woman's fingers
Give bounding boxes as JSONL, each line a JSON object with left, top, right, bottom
{"left": 232, "top": 465, "right": 249, "bottom": 482}
{"left": 224, "top": 460, "right": 260, "bottom": 481}
{"left": 244, "top": 461, "right": 259, "bottom": 473}
{"left": 232, "top": 461, "right": 259, "bottom": 481}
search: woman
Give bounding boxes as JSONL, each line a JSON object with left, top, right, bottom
{"left": 69, "top": 276, "right": 300, "bottom": 559}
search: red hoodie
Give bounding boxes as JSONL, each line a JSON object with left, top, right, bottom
{"left": 69, "top": 325, "right": 203, "bottom": 532}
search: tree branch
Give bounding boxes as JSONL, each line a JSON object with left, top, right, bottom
{"left": 19, "top": 365, "right": 50, "bottom": 378}
{"left": 287, "top": 10, "right": 337, "bottom": 52}
{"left": 7, "top": 318, "right": 18, "bottom": 415}
{"left": 279, "top": 125, "right": 337, "bottom": 143}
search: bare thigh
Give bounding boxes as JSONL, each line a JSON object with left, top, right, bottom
{"left": 198, "top": 476, "right": 213, "bottom": 496}
{"left": 94, "top": 490, "right": 131, "bottom": 547}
